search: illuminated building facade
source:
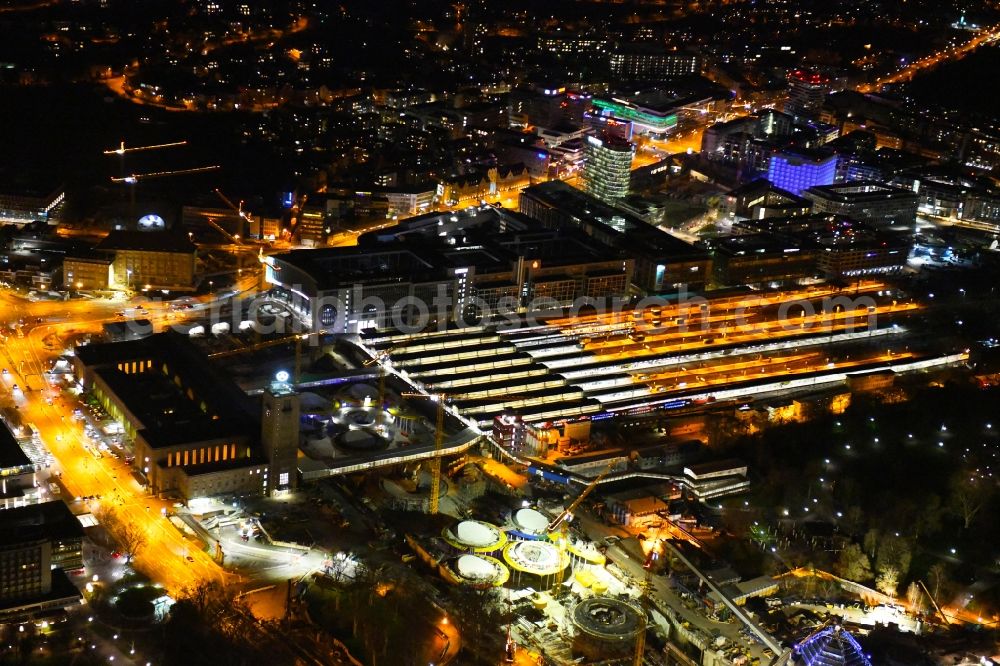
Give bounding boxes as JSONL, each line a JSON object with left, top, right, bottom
{"left": 609, "top": 44, "right": 700, "bottom": 81}
{"left": 74, "top": 332, "right": 299, "bottom": 500}
{"left": 802, "top": 181, "right": 919, "bottom": 227}
{"left": 264, "top": 206, "right": 633, "bottom": 332}
{"left": 767, "top": 149, "right": 838, "bottom": 196}
{"left": 62, "top": 252, "right": 113, "bottom": 291}
{"left": 590, "top": 97, "right": 678, "bottom": 137}
{"left": 493, "top": 411, "right": 526, "bottom": 452}
{"left": 583, "top": 133, "right": 633, "bottom": 203}
{"left": 96, "top": 230, "right": 197, "bottom": 292}
{"left": 0, "top": 182, "right": 65, "bottom": 226}
{"left": 0, "top": 501, "right": 84, "bottom": 619}
{"left": 723, "top": 179, "right": 812, "bottom": 221}
{"left": 785, "top": 70, "right": 832, "bottom": 119}
{"left": 537, "top": 33, "right": 610, "bottom": 61}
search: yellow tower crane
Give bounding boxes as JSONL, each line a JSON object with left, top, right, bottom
{"left": 110, "top": 164, "right": 221, "bottom": 184}
{"left": 401, "top": 386, "right": 564, "bottom": 516}
{"left": 634, "top": 543, "right": 661, "bottom": 666}
{"left": 545, "top": 461, "right": 614, "bottom": 595}
{"left": 104, "top": 140, "right": 188, "bottom": 156}
{"left": 209, "top": 188, "right": 251, "bottom": 246}
{"left": 401, "top": 391, "right": 448, "bottom": 514}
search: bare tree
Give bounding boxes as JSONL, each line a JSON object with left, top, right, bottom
{"left": 96, "top": 506, "right": 147, "bottom": 564}
{"left": 116, "top": 520, "right": 148, "bottom": 564}
{"left": 876, "top": 565, "right": 899, "bottom": 598}
{"left": 950, "top": 472, "right": 992, "bottom": 530}
{"left": 905, "top": 581, "right": 925, "bottom": 612}
{"left": 927, "top": 562, "right": 952, "bottom": 603}
{"left": 876, "top": 535, "right": 912, "bottom": 580}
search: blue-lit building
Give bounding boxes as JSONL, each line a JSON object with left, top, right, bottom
{"left": 793, "top": 625, "right": 871, "bottom": 666}
{"left": 767, "top": 149, "right": 838, "bottom": 196}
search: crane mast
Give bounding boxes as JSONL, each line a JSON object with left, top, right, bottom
{"left": 545, "top": 461, "right": 614, "bottom": 533}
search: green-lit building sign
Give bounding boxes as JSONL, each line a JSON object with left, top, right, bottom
{"left": 592, "top": 97, "right": 678, "bottom": 135}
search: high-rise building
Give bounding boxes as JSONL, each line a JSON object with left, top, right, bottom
{"left": 583, "top": 133, "right": 633, "bottom": 203}
{"left": 785, "top": 70, "right": 831, "bottom": 119}
{"left": 262, "top": 382, "right": 300, "bottom": 494}
{"left": 0, "top": 501, "right": 84, "bottom": 618}
{"left": 767, "top": 149, "right": 838, "bottom": 196}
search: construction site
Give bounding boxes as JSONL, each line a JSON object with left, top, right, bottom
{"left": 166, "top": 278, "right": 972, "bottom": 665}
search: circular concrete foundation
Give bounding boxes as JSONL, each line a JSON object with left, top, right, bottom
{"left": 449, "top": 554, "right": 510, "bottom": 588}
{"left": 512, "top": 507, "right": 549, "bottom": 537}
{"left": 343, "top": 408, "right": 377, "bottom": 429}
{"left": 442, "top": 520, "right": 507, "bottom": 553}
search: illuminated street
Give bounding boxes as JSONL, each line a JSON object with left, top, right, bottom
{"left": 858, "top": 23, "right": 1000, "bottom": 92}
{"left": 1, "top": 294, "right": 231, "bottom": 594}
{"left": 4, "top": 1, "right": 1000, "bottom": 664}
